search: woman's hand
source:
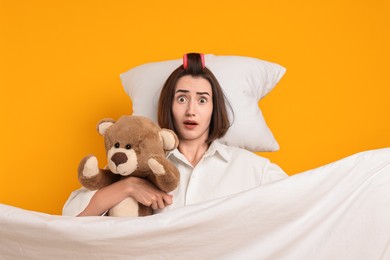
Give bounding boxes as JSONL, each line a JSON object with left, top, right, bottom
{"left": 77, "top": 176, "right": 172, "bottom": 216}
{"left": 125, "top": 177, "right": 173, "bottom": 210}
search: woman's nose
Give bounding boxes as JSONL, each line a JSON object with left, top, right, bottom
{"left": 185, "top": 100, "right": 195, "bottom": 116}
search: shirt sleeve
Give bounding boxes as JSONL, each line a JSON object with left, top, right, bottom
{"left": 62, "top": 187, "right": 97, "bottom": 216}
{"left": 261, "top": 159, "right": 289, "bottom": 184}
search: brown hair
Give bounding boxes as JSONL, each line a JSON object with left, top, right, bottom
{"left": 158, "top": 53, "right": 232, "bottom": 144}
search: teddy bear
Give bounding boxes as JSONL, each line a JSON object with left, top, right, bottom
{"left": 78, "top": 115, "right": 180, "bottom": 217}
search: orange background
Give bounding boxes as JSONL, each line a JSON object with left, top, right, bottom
{"left": 1, "top": 0, "right": 389, "bottom": 215}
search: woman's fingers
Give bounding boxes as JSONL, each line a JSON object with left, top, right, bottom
{"left": 151, "top": 201, "right": 158, "bottom": 210}
{"left": 150, "top": 194, "right": 172, "bottom": 209}
{"left": 163, "top": 194, "right": 173, "bottom": 206}
{"left": 157, "top": 197, "right": 166, "bottom": 209}
{"left": 126, "top": 177, "right": 173, "bottom": 209}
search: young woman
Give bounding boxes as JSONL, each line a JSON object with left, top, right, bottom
{"left": 63, "top": 53, "right": 288, "bottom": 216}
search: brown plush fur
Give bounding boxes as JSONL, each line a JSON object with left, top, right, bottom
{"left": 78, "top": 115, "right": 180, "bottom": 217}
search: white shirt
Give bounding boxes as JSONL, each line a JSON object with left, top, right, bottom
{"left": 62, "top": 140, "right": 288, "bottom": 216}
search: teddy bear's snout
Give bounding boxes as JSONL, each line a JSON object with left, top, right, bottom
{"left": 111, "top": 152, "right": 128, "bottom": 166}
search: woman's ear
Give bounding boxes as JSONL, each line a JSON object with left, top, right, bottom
{"left": 159, "top": 129, "right": 179, "bottom": 151}
{"left": 96, "top": 118, "right": 115, "bottom": 136}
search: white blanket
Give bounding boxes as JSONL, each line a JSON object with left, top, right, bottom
{"left": 1, "top": 148, "right": 390, "bottom": 260}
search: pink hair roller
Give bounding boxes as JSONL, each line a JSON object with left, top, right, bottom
{"left": 183, "top": 54, "right": 188, "bottom": 69}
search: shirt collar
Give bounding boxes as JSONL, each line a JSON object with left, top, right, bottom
{"left": 204, "top": 140, "right": 230, "bottom": 162}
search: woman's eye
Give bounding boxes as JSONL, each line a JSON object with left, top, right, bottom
{"left": 114, "top": 143, "right": 120, "bottom": 148}
{"left": 177, "top": 96, "right": 187, "bottom": 103}
{"left": 199, "top": 98, "right": 207, "bottom": 104}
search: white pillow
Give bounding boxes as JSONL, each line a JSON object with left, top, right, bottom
{"left": 120, "top": 54, "right": 286, "bottom": 152}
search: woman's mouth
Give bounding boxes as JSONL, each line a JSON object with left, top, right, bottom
{"left": 183, "top": 120, "right": 198, "bottom": 129}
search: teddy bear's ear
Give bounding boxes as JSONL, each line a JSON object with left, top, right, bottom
{"left": 159, "top": 129, "right": 179, "bottom": 151}
{"left": 96, "top": 118, "right": 115, "bottom": 136}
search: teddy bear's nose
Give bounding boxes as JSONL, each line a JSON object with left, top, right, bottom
{"left": 111, "top": 152, "right": 128, "bottom": 166}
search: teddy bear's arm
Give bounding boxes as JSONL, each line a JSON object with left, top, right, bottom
{"left": 78, "top": 155, "right": 121, "bottom": 190}
{"left": 147, "top": 156, "right": 180, "bottom": 192}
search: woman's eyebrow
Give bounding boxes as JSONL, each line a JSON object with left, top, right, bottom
{"left": 175, "top": 89, "right": 210, "bottom": 96}
{"left": 175, "top": 89, "right": 189, "bottom": 94}
{"left": 196, "top": 92, "right": 210, "bottom": 96}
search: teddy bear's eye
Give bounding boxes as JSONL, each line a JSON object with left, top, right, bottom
{"left": 125, "top": 144, "right": 132, "bottom": 150}
{"left": 114, "top": 143, "right": 120, "bottom": 148}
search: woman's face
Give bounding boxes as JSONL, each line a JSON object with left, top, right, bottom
{"left": 172, "top": 75, "right": 213, "bottom": 143}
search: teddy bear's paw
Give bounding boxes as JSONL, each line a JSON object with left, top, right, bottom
{"left": 82, "top": 156, "right": 99, "bottom": 178}
{"left": 148, "top": 158, "right": 166, "bottom": 176}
